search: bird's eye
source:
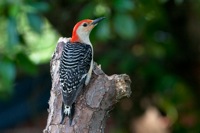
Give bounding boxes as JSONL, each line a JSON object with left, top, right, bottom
{"left": 83, "top": 23, "right": 88, "bottom": 27}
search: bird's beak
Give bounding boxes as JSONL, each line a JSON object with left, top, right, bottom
{"left": 91, "top": 17, "right": 105, "bottom": 25}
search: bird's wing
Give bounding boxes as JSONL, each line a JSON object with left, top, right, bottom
{"left": 59, "top": 42, "right": 92, "bottom": 106}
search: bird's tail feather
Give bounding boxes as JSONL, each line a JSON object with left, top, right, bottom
{"left": 60, "top": 103, "right": 75, "bottom": 125}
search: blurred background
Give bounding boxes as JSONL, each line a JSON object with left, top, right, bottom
{"left": 0, "top": 0, "right": 200, "bottom": 132}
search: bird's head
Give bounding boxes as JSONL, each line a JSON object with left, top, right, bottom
{"left": 70, "top": 17, "right": 105, "bottom": 44}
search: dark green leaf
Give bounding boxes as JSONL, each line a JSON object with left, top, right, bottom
{"left": 0, "top": 59, "right": 16, "bottom": 95}
{"left": 119, "top": 55, "right": 137, "bottom": 73}
{"left": 9, "top": 3, "right": 20, "bottom": 16}
{"left": 29, "top": 2, "right": 49, "bottom": 12}
{"left": 16, "top": 53, "right": 37, "bottom": 75}
{"left": 95, "top": 20, "right": 110, "bottom": 40}
{"left": 78, "top": 3, "right": 95, "bottom": 20}
{"left": 27, "top": 13, "right": 43, "bottom": 33}
{"left": 114, "top": 14, "right": 137, "bottom": 39}
{"left": 7, "top": 17, "right": 19, "bottom": 45}
{"left": 113, "top": 0, "right": 134, "bottom": 12}
{"left": 0, "top": 59, "right": 16, "bottom": 82}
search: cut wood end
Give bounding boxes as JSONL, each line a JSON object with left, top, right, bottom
{"left": 92, "top": 62, "right": 132, "bottom": 100}
{"left": 113, "top": 74, "right": 132, "bottom": 100}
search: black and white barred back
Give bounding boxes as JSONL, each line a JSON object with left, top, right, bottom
{"left": 59, "top": 42, "right": 92, "bottom": 107}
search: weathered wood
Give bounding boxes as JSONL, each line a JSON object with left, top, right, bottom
{"left": 43, "top": 37, "right": 132, "bottom": 133}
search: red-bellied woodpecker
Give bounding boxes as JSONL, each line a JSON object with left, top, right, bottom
{"left": 59, "top": 17, "right": 105, "bottom": 125}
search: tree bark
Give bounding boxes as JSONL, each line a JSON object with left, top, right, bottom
{"left": 43, "top": 37, "right": 132, "bottom": 133}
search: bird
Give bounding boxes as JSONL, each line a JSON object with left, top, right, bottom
{"left": 59, "top": 17, "right": 105, "bottom": 125}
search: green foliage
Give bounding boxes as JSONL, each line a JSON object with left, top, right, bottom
{"left": 0, "top": 0, "right": 56, "bottom": 97}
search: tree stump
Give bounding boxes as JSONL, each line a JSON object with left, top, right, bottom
{"left": 43, "top": 37, "right": 132, "bottom": 133}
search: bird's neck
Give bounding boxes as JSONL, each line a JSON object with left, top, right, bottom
{"left": 71, "top": 34, "right": 91, "bottom": 45}
{"left": 70, "top": 33, "right": 80, "bottom": 42}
